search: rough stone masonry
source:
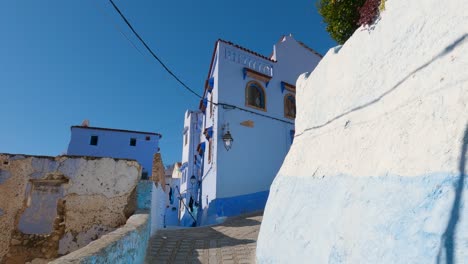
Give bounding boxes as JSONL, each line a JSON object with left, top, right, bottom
{"left": 0, "top": 154, "right": 141, "bottom": 264}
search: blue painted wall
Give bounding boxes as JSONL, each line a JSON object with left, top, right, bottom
{"left": 203, "top": 190, "right": 269, "bottom": 225}
{"left": 67, "top": 126, "right": 160, "bottom": 175}
{"left": 258, "top": 172, "right": 468, "bottom": 263}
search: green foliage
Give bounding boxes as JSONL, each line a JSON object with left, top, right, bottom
{"left": 317, "top": 0, "right": 367, "bottom": 44}
{"left": 379, "top": 0, "right": 386, "bottom": 11}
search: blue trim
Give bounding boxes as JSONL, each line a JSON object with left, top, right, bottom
{"left": 179, "top": 162, "right": 188, "bottom": 171}
{"left": 204, "top": 127, "right": 213, "bottom": 139}
{"left": 208, "top": 77, "right": 214, "bottom": 93}
{"left": 201, "top": 190, "right": 270, "bottom": 225}
{"left": 197, "top": 142, "right": 206, "bottom": 156}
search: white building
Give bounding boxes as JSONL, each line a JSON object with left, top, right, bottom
{"left": 179, "top": 35, "right": 322, "bottom": 225}
{"left": 67, "top": 125, "right": 162, "bottom": 178}
{"left": 178, "top": 110, "right": 203, "bottom": 225}
{"left": 162, "top": 163, "right": 181, "bottom": 227}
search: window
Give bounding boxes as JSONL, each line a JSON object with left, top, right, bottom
{"left": 90, "top": 136, "right": 98, "bottom": 146}
{"left": 209, "top": 93, "right": 214, "bottom": 117}
{"left": 208, "top": 139, "right": 213, "bottom": 164}
{"left": 145, "top": 136, "right": 151, "bottom": 141}
{"left": 130, "top": 138, "right": 137, "bottom": 146}
{"left": 245, "top": 81, "right": 266, "bottom": 111}
{"left": 184, "top": 132, "right": 188, "bottom": 146}
{"left": 141, "top": 171, "right": 149, "bottom": 180}
{"left": 284, "top": 94, "right": 296, "bottom": 119}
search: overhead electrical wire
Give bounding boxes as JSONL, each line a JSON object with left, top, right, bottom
{"left": 107, "top": 0, "right": 294, "bottom": 125}
{"left": 92, "top": 1, "right": 147, "bottom": 59}
{"left": 108, "top": 0, "right": 201, "bottom": 99}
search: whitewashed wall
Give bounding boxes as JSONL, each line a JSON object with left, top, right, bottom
{"left": 257, "top": 0, "right": 468, "bottom": 263}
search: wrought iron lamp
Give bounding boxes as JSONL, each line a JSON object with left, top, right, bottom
{"left": 222, "top": 127, "right": 234, "bottom": 151}
{"left": 190, "top": 175, "right": 197, "bottom": 185}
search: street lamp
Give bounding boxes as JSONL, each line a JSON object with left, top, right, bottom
{"left": 190, "top": 175, "right": 197, "bottom": 185}
{"left": 222, "top": 124, "right": 234, "bottom": 151}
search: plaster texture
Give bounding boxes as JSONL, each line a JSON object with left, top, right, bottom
{"left": 257, "top": 0, "right": 468, "bottom": 263}
{"left": 0, "top": 154, "right": 140, "bottom": 263}
{"left": 51, "top": 181, "right": 162, "bottom": 264}
{"left": 49, "top": 214, "right": 150, "bottom": 264}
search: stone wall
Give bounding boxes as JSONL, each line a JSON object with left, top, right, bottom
{"left": 48, "top": 213, "right": 150, "bottom": 264}
{"left": 50, "top": 181, "right": 163, "bottom": 263}
{"left": 151, "top": 153, "right": 166, "bottom": 191}
{"left": 0, "top": 154, "right": 140, "bottom": 263}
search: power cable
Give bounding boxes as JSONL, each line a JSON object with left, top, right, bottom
{"left": 108, "top": 0, "right": 201, "bottom": 99}
{"left": 107, "top": 0, "right": 294, "bottom": 125}
{"left": 92, "top": 0, "right": 147, "bottom": 59}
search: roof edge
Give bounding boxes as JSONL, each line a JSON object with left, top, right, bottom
{"left": 296, "top": 40, "right": 323, "bottom": 58}
{"left": 71, "top": 126, "right": 162, "bottom": 138}
{"left": 218, "top": 39, "right": 277, "bottom": 63}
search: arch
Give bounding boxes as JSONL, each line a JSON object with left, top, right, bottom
{"left": 245, "top": 81, "right": 266, "bottom": 111}
{"left": 284, "top": 93, "right": 296, "bottom": 119}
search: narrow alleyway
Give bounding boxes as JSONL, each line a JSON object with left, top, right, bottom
{"left": 145, "top": 212, "right": 262, "bottom": 264}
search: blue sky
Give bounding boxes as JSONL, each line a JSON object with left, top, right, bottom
{"left": 0, "top": 0, "right": 335, "bottom": 166}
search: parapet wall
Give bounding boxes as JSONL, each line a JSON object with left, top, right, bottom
{"left": 0, "top": 154, "right": 140, "bottom": 263}
{"left": 50, "top": 181, "right": 165, "bottom": 263}
{"left": 49, "top": 213, "right": 150, "bottom": 264}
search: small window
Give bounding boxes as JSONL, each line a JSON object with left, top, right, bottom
{"left": 245, "top": 81, "right": 266, "bottom": 111}
{"left": 145, "top": 136, "right": 151, "bottom": 141}
{"left": 184, "top": 132, "right": 188, "bottom": 146}
{"left": 90, "top": 136, "right": 98, "bottom": 146}
{"left": 141, "top": 171, "right": 149, "bottom": 180}
{"left": 130, "top": 138, "right": 137, "bottom": 146}
{"left": 284, "top": 94, "right": 296, "bottom": 119}
{"left": 208, "top": 139, "right": 213, "bottom": 164}
{"left": 209, "top": 93, "right": 214, "bottom": 117}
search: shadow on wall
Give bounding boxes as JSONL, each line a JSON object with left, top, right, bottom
{"left": 199, "top": 191, "right": 269, "bottom": 226}
{"left": 296, "top": 33, "right": 467, "bottom": 137}
{"left": 437, "top": 123, "right": 468, "bottom": 264}
{"left": 146, "top": 212, "right": 262, "bottom": 263}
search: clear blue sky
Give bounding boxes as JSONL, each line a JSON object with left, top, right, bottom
{"left": 0, "top": 0, "right": 336, "bottom": 166}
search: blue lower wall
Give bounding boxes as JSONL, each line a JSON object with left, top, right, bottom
{"left": 257, "top": 172, "right": 468, "bottom": 263}
{"left": 201, "top": 190, "right": 269, "bottom": 225}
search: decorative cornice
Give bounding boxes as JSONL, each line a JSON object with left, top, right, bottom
{"left": 281, "top": 81, "right": 296, "bottom": 93}
{"left": 244, "top": 68, "right": 272, "bottom": 84}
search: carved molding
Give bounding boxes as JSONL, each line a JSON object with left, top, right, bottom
{"left": 225, "top": 47, "right": 274, "bottom": 77}
{"left": 244, "top": 68, "right": 272, "bottom": 84}
{"left": 281, "top": 81, "right": 296, "bottom": 93}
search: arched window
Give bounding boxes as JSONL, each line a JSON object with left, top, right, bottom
{"left": 245, "top": 81, "right": 266, "bottom": 111}
{"left": 284, "top": 94, "right": 296, "bottom": 119}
